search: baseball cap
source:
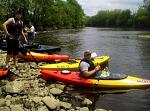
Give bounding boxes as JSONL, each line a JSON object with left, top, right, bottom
{"left": 84, "top": 50, "right": 91, "bottom": 55}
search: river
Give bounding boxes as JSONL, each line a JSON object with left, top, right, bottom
{"left": 36, "top": 27, "right": 150, "bottom": 111}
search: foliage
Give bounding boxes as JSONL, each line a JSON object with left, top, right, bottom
{"left": 0, "top": 0, "right": 85, "bottom": 30}
{"left": 86, "top": 0, "right": 150, "bottom": 28}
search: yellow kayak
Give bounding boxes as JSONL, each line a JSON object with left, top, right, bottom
{"left": 40, "top": 56, "right": 110, "bottom": 71}
{"left": 41, "top": 70, "right": 150, "bottom": 89}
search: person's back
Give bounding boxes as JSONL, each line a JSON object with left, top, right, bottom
{"left": 27, "top": 21, "right": 35, "bottom": 45}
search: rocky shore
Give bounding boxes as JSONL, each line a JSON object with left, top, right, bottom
{"left": 0, "top": 50, "right": 111, "bottom": 111}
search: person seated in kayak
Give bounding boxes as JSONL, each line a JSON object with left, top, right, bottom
{"left": 79, "top": 51, "right": 101, "bottom": 78}
{"left": 79, "top": 51, "right": 110, "bottom": 78}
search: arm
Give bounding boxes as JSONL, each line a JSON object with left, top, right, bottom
{"left": 82, "top": 65, "right": 101, "bottom": 77}
{"left": 21, "top": 30, "right": 27, "bottom": 43}
{"left": 2, "top": 18, "right": 13, "bottom": 36}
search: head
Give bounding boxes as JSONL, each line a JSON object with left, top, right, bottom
{"left": 28, "top": 21, "right": 32, "bottom": 27}
{"left": 15, "top": 9, "right": 22, "bottom": 19}
{"left": 84, "top": 51, "right": 91, "bottom": 60}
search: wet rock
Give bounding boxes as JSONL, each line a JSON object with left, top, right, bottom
{"left": 82, "top": 98, "right": 92, "bottom": 106}
{"left": 59, "top": 101, "right": 72, "bottom": 109}
{"left": 94, "top": 109, "right": 108, "bottom": 111}
{"left": 49, "top": 87, "right": 63, "bottom": 95}
{"left": 75, "top": 95, "right": 84, "bottom": 101}
{"left": 42, "top": 96, "right": 60, "bottom": 110}
{"left": 79, "top": 107, "right": 89, "bottom": 111}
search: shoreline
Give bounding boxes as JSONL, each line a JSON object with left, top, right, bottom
{"left": 0, "top": 50, "right": 110, "bottom": 111}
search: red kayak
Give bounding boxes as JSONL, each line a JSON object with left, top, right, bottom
{"left": 40, "top": 69, "right": 150, "bottom": 89}
{"left": 17, "top": 51, "right": 69, "bottom": 61}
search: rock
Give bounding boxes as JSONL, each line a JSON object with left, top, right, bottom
{"left": 0, "top": 88, "right": 2, "bottom": 95}
{"left": 94, "top": 109, "right": 108, "bottom": 111}
{"left": 55, "top": 84, "right": 65, "bottom": 90}
{"left": 20, "top": 69, "right": 26, "bottom": 73}
{"left": 37, "top": 106, "right": 49, "bottom": 111}
{"left": 5, "top": 95, "right": 12, "bottom": 100}
{"left": 0, "top": 99, "right": 6, "bottom": 107}
{"left": 49, "top": 87, "right": 63, "bottom": 95}
{"left": 48, "top": 84, "right": 55, "bottom": 88}
{"left": 24, "top": 108, "right": 32, "bottom": 111}
{"left": 75, "top": 95, "right": 84, "bottom": 101}
{"left": 32, "top": 97, "right": 42, "bottom": 103}
{"left": 59, "top": 109, "right": 66, "bottom": 111}
{"left": 76, "top": 107, "right": 80, "bottom": 110}
{"left": 59, "top": 101, "right": 72, "bottom": 109}
{"left": 0, "top": 107, "right": 10, "bottom": 111}
{"left": 42, "top": 96, "right": 60, "bottom": 110}
{"left": 23, "top": 99, "right": 34, "bottom": 109}
{"left": 38, "top": 91, "right": 45, "bottom": 97}
{"left": 4, "top": 81, "right": 26, "bottom": 94}
{"left": 82, "top": 98, "right": 92, "bottom": 106}
{"left": 79, "top": 107, "right": 89, "bottom": 111}
{"left": 10, "top": 105, "right": 24, "bottom": 111}
{"left": 5, "top": 100, "right": 11, "bottom": 106}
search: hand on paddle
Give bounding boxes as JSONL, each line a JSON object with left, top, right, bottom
{"left": 95, "top": 65, "right": 101, "bottom": 72}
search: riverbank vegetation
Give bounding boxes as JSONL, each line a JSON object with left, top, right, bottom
{"left": 0, "top": 0, "right": 85, "bottom": 31}
{"left": 87, "top": 0, "right": 150, "bottom": 28}
{"left": 0, "top": 0, "right": 150, "bottom": 31}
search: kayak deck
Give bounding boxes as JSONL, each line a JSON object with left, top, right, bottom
{"left": 41, "top": 70, "right": 150, "bottom": 89}
{"left": 40, "top": 56, "right": 110, "bottom": 71}
{"left": 17, "top": 51, "right": 69, "bottom": 61}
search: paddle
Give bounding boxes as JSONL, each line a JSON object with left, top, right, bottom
{"left": 19, "top": 43, "right": 39, "bottom": 65}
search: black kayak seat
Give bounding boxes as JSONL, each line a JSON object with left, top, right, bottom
{"left": 88, "top": 73, "right": 128, "bottom": 80}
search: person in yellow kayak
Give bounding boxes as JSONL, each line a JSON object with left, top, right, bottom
{"left": 79, "top": 51, "right": 110, "bottom": 78}
{"left": 2, "top": 8, "right": 27, "bottom": 68}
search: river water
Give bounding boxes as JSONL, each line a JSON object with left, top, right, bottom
{"left": 36, "top": 27, "right": 150, "bottom": 111}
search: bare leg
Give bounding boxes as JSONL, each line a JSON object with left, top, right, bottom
{"left": 5, "top": 54, "right": 11, "bottom": 67}
{"left": 13, "top": 55, "right": 17, "bottom": 67}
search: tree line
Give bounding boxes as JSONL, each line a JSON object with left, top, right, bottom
{"left": 0, "top": 0, "right": 85, "bottom": 31}
{"left": 1, "top": 0, "right": 150, "bottom": 31}
{"left": 87, "top": 0, "right": 150, "bottom": 28}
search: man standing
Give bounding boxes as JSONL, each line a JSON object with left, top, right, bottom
{"left": 2, "top": 9, "right": 27, "bottom": 67}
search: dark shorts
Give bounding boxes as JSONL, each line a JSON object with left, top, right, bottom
{"left": 27, "top": 32, "right": 35, "bottom": 45}
{"left": 6, "top": 38, "right": 19, "bottom": 55}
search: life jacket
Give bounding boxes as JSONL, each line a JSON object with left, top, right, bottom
{"left": 7, "top": 17, "right": 23, "bottom": 37}
{"left": 79, "top": 59, "right": 95, "bottom": 77}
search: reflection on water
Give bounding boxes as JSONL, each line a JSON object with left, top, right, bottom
{"left": 36, "top": 27, "right": 150, "bottom": 111}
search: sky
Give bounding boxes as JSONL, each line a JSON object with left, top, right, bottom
{"left": 76, "top": 0, "right": 144, "bottom": 16}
